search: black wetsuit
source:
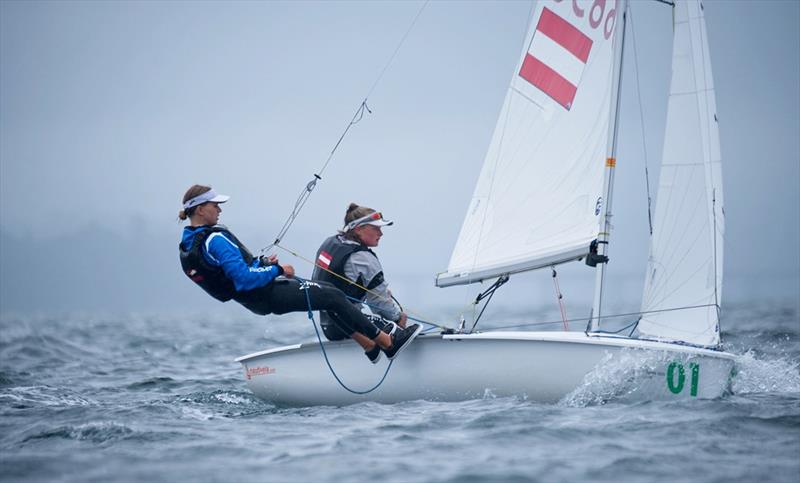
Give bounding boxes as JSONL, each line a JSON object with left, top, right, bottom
{"left": 179, "top": 225, "right": 380, "bottom": 339}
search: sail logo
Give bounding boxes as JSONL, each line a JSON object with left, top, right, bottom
{"left": 245, "top": 365, "right": 276, "bottom": 380}
{"left": 519, "top": 7, "right": 593, "bottom": 110}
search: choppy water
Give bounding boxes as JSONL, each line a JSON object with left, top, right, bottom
{"left": 2, "top": 300, "right": 799, "bottom": 482}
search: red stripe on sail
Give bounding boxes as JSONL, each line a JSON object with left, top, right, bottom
{"left": 519, "top": 53, "right": 578, "bottom": 110}
{"left": 537, "top": 7, "right": 592, "bottom": 63}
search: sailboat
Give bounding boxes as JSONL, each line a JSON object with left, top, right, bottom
{"left": 236, "top": 0, "right": 735, "bottom": 406}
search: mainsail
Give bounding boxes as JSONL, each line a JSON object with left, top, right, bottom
{"left": 436, "top": 1, "right": 623, "bottom": 287}
{"left": 638, "top": 0, "right": 724, "bottom": 347}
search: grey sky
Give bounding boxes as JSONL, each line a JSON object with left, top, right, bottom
{"left": 1, "top": 0, "right": 798, "bottom": 313}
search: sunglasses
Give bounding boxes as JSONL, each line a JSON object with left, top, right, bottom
{"left": 343, "top": 212, "right": 384, "bottom": 232}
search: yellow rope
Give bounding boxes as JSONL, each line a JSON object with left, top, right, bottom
{"left": 274, "top": 244, "right": 451, "bottom": 330}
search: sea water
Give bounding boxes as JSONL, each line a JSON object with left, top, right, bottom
{"left": 1, "top": 299, "right": 798, "bottom": 482}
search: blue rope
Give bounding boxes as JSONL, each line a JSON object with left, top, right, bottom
{"left": 300, "top": 279, "right": 393, "bottom": 395}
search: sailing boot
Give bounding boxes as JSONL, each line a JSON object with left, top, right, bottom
{"left": 382, "top": 323, "right": 422, "bottom": 360}
{"left": 364, "top": 344, "right": 382, "bottom": 364}
{"left": 368, "top": 315, "right": 397, "bottom": 335}
{"left": 379, "top": 320, "right": 397, "bottom": 335}
{"left": 365, "top": 321, "right": 400, "bottom": 363}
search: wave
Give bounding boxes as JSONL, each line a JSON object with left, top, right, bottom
{"left": 125, "top": 376, "right": 183, "bottom": 391}
{"left": 0, "top": 385, "right": 94, "bottom": 409}
{"left": 166, "top": 389, "right": 277, "bottom": 419}
{"left": 22, "top": 421, "right": 135, "bottom": 445}
{"left": 732, "top": 350, "right": 800, "bottom": 394}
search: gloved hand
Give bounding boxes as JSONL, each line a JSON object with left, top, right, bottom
{"left": 259, "top": 254, "right": 279, "bottom": 266}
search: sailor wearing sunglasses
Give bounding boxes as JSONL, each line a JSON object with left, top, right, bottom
{"left": 178, "top": 186, "right": 420, "bottom": 363}
{"left": 312, "top": 203, "right": 417, "bottom": 364}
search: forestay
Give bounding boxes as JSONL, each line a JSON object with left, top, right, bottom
{"left": 436, "top": 0, "right": 623, "bottom": 287}
{"left": 639, "top": 0, "right": 724, "bottom": 347}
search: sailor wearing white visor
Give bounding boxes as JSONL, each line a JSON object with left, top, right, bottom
{"left": 178, "top": 185, "right": 420, "bottom": 363}
{"left": 181, "top": 188, "right": 231, "bottom": 211}
{"left": 313, "top": 203, "right": 417, "bottom": 364}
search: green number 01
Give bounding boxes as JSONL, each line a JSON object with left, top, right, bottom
{"left": 666, "top": 362, "right": 699, "bottom": 397}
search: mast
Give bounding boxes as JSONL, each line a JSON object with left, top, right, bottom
{"left": 589, "top": 0, "right": 629, "bottom": 332}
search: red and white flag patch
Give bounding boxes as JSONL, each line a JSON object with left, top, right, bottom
{"left": 317, "top": 251, "right": 332, "bottom": 269}
{"left": 519, "top": 7, "right": 593, "bottom": 110}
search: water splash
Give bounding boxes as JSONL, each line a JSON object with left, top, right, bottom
{"left": 212, "top": 391, "right": 253, "bottom": 405}
{"left": 732, "top": 350, "right": 800, "bottom": 394}
{"left": 560, "top": 349, "right": 672, "bottom": 407}
{"left": 171, "top": 390, "right": 276, "bottom": 419}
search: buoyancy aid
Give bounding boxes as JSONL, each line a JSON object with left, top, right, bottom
{"left": 179, "top": 225, "right": 255, "bottom": 302}
{"left": 312, "top": 235, "right": 384, "bottom": 300}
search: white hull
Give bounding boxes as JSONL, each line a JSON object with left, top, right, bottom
{"left": 236, "top": 331, "right": 736, "bottom": 407}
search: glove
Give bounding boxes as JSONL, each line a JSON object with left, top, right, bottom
{"left": 259, "top": 255, "right": 278, "bottom": 266}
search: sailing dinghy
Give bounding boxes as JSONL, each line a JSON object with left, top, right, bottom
{"left": 237, "top": 0, "right": 735, "bottom": 406}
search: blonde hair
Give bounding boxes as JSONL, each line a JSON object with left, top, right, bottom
{"left": 342, "top": 203, "right": 375, "bottom": 241}
{"left": 178, "top": 184, "right": 212, "bottom": 221}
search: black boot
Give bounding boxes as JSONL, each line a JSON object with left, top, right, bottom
{"left": 382, "top": 323, "right": 422, "bottom": 360}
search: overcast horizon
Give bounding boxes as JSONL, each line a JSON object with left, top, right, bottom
{"left": 1, "top": 0, "right": 798, "bottom": 314}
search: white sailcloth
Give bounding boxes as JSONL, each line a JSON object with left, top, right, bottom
{"left": 437, "top": 0, "right": 622, "bottom": 287}
{"left": 639, "top": 0, "right": 724, "bottom": 347}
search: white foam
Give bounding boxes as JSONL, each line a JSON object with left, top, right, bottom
{"left": 560, "top": 349, "right": 674, "bottom": 407}
{"left": 0, "top": 385, "right": 93, "bottom": 407}
{"left": 732, "top": 350, "right": 800, "bottom": 394}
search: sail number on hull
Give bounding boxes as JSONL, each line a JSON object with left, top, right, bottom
{"left": 666, "top": 361, "right": 700, "bottom": 397}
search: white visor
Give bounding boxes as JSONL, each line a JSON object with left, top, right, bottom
{"left": 343, "top": 211, "right": 393, "bottom": 232}
{"left": 183, "top": 189, "right": 230, "bottom": 210}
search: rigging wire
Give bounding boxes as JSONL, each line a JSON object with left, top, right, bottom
{"left": 551, "top": 267, "right": 569, "bottom": 331}
{"left": 261, "top": 0, "right": 431, "bottom": 255}
{"left": 490, "top": 303, "right": 719, "bottom": 333}
{"left": 628, "top": 6, "right": 655, "bottom": 236}
{"left": 468, "top": 275, "right": 509, "bottom": 333}
{"left": 364, "top": 0, "right": 430, "bottom": 100}
{"left": 263, "top": 101, "right": 371, "bottom": 255}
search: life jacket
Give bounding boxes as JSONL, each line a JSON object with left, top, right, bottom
{"left": 312, "top": 235, "right": 384, "bottom": 301}
{"left": 179, "top": 225, "right": 255, "bottom": 302}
